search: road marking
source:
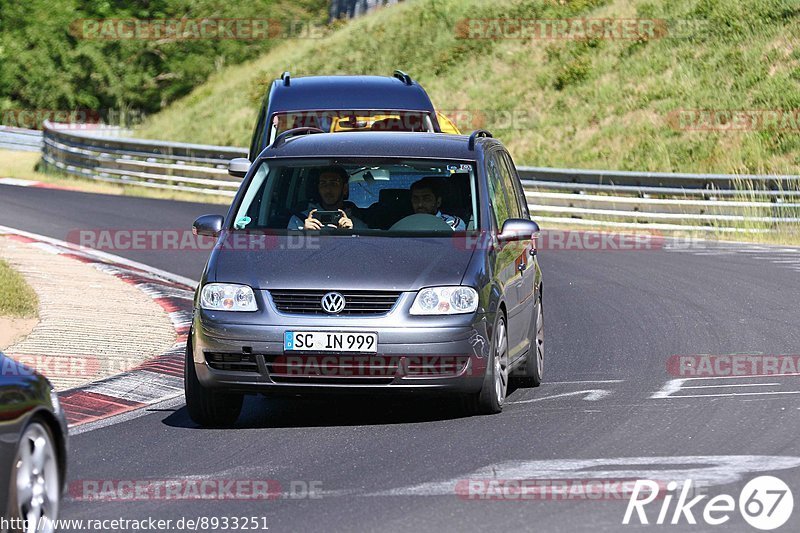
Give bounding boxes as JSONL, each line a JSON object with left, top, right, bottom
{"left": 652, "top": 374, "right": 800, "bottom": 399}
{"left": 368, "top": 456, "right": 800, "bottom": 497}
{"left": 543, "top": 379, "right": 624, "bottom": 385}
{"left": 665, "top": 391, "right": 800, "bottom": 398}
{"left": 508, "top": 389, "right": 612, "bottom": 404}
{"left": 0, "top": 177, "right": 37, "bottom": 186}
{"left": 681, "top": 383, "right": 780, "bottom": 389}
{"left": 666, "top": 241, "right": 800, "bottom": 275}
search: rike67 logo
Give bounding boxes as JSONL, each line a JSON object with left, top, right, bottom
{"left": 624, "top": 476, "right": 793, "bottom": 530}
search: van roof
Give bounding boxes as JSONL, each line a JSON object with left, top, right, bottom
{"left": 268, "top": 75, "right": 438, "bottom": 114}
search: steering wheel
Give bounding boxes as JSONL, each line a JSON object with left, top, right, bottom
{"left": 389, "top": 213, "right": 452, "bottom": 231}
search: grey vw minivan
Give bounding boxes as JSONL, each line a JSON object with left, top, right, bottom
{"left": 187, "top": 129, "right": 543, "bottom": 426}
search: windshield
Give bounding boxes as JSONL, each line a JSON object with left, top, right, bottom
{"left": 232, "top": 158, "right": 478, "bottom": 235}
{"left": 268, "top": 111, "right": 434, "bottom": 143}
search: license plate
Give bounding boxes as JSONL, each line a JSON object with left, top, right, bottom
{"left": 284, "top": 331, "right": 378, "bottom": 353}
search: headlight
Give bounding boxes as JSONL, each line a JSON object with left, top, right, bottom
{"left": 200, "top": 283, "right": 258, "bottom": 312}
{"left": 410, "top": 286, "right": 479, "bottom": 315}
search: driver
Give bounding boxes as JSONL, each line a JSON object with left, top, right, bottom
{"left": 288, "top": 166, "right": 366, "bottom": 230}
{"left": 410, "top": 177, "right": 465, "bottom": 230}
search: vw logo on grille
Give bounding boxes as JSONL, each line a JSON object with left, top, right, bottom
{"left": 321, "top": 292, "right": 346, "bottom": 314}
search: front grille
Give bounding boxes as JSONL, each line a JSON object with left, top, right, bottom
{"left": 205, "top": 352, "right": 259, "bottom": 373}
{"left": 268, "top": 290, "right": 402, "bottom": 316}
{"left": 265, "top": 354, "right": 396, "bottom": 385}
{"left": 263, "top": 354, "right": 468, "bottom": 385}
{"left": 270, "top": 375, "right": 396, "bottom": 385}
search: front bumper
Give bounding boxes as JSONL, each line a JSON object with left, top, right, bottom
{"left": 191, "top": 305, "right": 492, "bottom": 395}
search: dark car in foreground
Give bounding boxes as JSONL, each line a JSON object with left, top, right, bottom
{"left": 187, "top": 129, "right": 543, "bottom": 426}
{"left": 0, "top": 352, "right": 67, "bottom": 533}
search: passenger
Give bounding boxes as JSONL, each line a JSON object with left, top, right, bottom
{"left": 288, "top": 166, "right": 366, "bottom": 230}
{"left": 410, "top": 177, "right": 466, "bottom": 230}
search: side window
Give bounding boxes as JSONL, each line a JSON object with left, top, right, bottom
{"left": 497, "top": 151, "right": 523, "bottom": 220}
{"left": 486, "top": 152, "right": 512, "bottom": 229}
{"left": 249, "top": 103, "right": 267, "bottom": 161}
{"left": 496, "top": 152, "right": 530, "bottom": 219}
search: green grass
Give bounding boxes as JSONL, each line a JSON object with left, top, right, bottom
{"left": 0, "top": 150, "right": 231, "bottom": 204}
{"left": 136, "top": 0, "right": 800, "bottom": 177}
{"left": 0, "top": 259, "right": 38, "bottom": 318}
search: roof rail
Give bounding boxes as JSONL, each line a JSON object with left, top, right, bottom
{"left": 393, "top": 70, "right": 413, "bottom": 85}
{"left": 281, "top": 71, "right": 291, "bottom": 86}
{"left": 270, "top": 127, "right": 324, "bottom": 149}
{"left": 468, "top": 130, "right": 493, "bottom": 150}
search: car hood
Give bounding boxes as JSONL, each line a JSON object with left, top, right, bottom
{"left": 209, "top": 233, "right": 476, "bottom": 291}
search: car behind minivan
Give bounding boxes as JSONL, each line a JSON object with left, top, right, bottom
{"left": 246, "top": 71, "right": 460, "bottom": 161}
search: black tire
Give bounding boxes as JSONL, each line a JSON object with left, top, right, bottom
{"left": 464, "top": 312, "right": 509, "bottom": 415}
{"left": 184, "top": 333, "right": 243, "bottom": 427}
{"left": 511, "top": 287, "right": 544, "bottom": 388}
{"left": 8, "top": 418, "right": 61, "bottom": 533}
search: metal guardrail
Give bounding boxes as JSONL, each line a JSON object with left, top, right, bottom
{"left": 518, "top": 166, "right": 800, "bottom": 233}
{"left": 30, "top": 122, "right": 800, "bottom": 231}
{"left": 0, "top": 126, "right": 43, "bottom": 152}
{"left": 40, "top": 121, "right": 245, "bottom": 197}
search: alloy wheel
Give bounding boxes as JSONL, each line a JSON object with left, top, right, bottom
{"left": 535, "top": 297, "right": 544, "bottom": 378}
{"left": 14, "top": 421, "right": 59, "bottom": 533}
{"left": 494, "top": 318, "right": 509, "bottom": 405}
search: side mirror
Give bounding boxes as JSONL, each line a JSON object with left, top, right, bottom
{"left": 498, "top": 218, "right": 540, "bottom": 242}
{"left": 228, "top": 158, "right": 251, "bottom": 178}
{"left": 193, "top": 215, "right": 224, "bottom": 237}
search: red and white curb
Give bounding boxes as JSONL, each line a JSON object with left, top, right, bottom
{"left": 0, "top": 177, "right": 76, "bottom": 191}
{"left": 0, "top": 226, "right": 196, "bottom": 429}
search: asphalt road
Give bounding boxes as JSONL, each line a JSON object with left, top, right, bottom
{"left": 3, "top": 184, "right": 800, "bottom": 532}
{"left": 0, "top": 184, "right": 226, "bottom": 280}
